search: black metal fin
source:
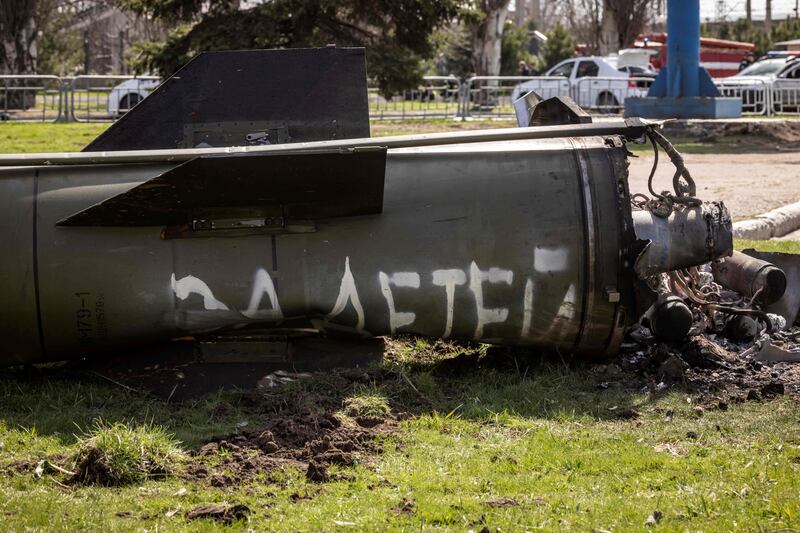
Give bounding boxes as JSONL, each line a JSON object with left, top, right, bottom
{"left": 83, "top": 47, "right": 370, "bottom": 152}
{"left": 57, "top": 147, "right": 386, "bottom": 227}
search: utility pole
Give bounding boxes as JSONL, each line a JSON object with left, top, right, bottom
{"left": 715, "top": 0, "right": 726, "bottom": 21}
{"left": 765, "top": 0, "right": 772, "bottom": 31}
{"left": 746, "top": 0, "right": 752, "bottom": 23}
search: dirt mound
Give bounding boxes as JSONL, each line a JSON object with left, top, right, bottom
{"left": 186, "top": 503, "right": 251, "bottom": 524}
{"left": 662, "top": 120, "right": 800, "bottom": 148}
{"left": 185, "top": 369, "right": 397, "bottom": 486}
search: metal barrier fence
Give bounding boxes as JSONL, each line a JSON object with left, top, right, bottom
{"left": 771, "top": 79, "right": 800, "bottom": 116}
{"left": 0, "top": 75, "right": 64, "bottom": 122}
{"left": 0, "top": 73, "right": 797, "bottom": 122}
{"left": 573, "top": 77, "right": 653, "bottom": 113}
{"left": 69, "top": 75, "right": 161, "bottom": 122}
{"left": 713, "top": 79, "right": 771, "bottom": 116}
{"left": 463, "top": 76, "right": 570, "bottom": 118}
{"left": 368, "top": 76, "right": 461, "bottom": 119}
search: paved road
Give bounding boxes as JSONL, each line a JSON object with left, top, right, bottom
{"left": 628, "top": 151, "right": 800, "bottom": 221}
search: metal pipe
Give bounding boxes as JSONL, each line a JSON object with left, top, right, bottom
{"left": 712, "top": 251, "right": 787, "bottom": 305}
{"left": 632, "top": 202, "right": 733, "bottom": 278}
{"left": 0, "top": 119, "right": 654, "bottom": 168}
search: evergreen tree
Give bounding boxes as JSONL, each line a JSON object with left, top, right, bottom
{"left": 120, "top": 0, "right": 458, "bottom": 97}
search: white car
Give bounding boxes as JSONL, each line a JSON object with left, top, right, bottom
{"left": 511, "top": 56, "right": 650, "bottom": 111}
{"left": 610, "top": 48, "right": 659, "bottom": 72}
{"left": 715, "top": 57, "right": 800, "bottom": 114}
{"left": 735, "top": 57, "right": 800, "bottom": 79}
{"left": 107, "top": 77, "right": 161, "bottom": 117}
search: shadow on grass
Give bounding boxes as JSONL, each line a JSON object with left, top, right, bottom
{"left": 0, "top": 338, "right": 649, "bottom": 452}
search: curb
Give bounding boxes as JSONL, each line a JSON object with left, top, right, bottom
{"left": 733, "top": 200, "right": 800, "bottom": 240}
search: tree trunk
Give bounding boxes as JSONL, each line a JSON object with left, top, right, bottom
{"left": 472, "top": 0, "right": 511, "bottom": 77}
{"left": 765, "top": 0, "right": 772, "bottom": 31}
{"left": 1, "top": 0, "right": 38, "bottom": 74}
{"left": 599, "top": 0, "right": 619, "bottom": 55}
{"left": 599, "top": 0, "right": 652, "bottom": 54}
{"left": 1, "top": 0, "right": 37, "bottom": 110}
{"left": 514, "top": 0, "right": 527, "bottom": 26}
{"left": 530, "top": 0, "right": 540, "bottom": 25}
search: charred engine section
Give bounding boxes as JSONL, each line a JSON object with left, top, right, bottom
{"left": 622, "top": 127, "right": 788, "bottom": 346}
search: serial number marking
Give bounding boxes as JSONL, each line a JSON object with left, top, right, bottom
{"left": 74, "top": 292, "right": 107, "bottom": 345}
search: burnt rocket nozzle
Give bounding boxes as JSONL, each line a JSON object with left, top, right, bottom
{"left": 644, "top": 294, "right": 694, "bottom": 342}
{"left": 712, "top": 251, "right": 787, "bottom": 305}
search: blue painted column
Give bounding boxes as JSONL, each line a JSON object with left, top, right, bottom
{"left": 666, "top": 0, "right": 701, "bottom": 97}
{"left": 625, "top": 0, "right": 741, "bottom": 117}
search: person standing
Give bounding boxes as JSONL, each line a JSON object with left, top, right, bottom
{"left": 739, "top": 52, "right": 755, "bottom": 72}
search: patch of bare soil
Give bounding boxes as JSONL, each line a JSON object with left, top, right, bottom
{"left": 628, "top": 151, "right": 800, "bottom": 220}
{"left": 185, "top": 503, "right": 251, "bottom": 524}
{"left": 184, "top": 369, "right": 399, "bottom": 487}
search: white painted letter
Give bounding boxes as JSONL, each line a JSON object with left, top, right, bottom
{"left": 171, "top": 274, "right": 229, "bottom": 310}
{"left": 534, "top": 247, "right": 568, "bottom": 273}
{"left": 543, "top": 283, "right": 578, "bottom": 342}
{"left": 469, "top": 262, "right": 513, "bottom": 340}
{"left": 521, "top": 278, "right": 534, "bottom": 338}
{"left": 432, "top": 269, "right": 467, "bottom": 338}
{"left": 326, "top": 256, "right": 365, "bottom": 332}
{"left": 378, "top": 272, "right": 421, "bottom": 334}
{"left": 242, "top": 268, "right": 283, "bottom": 320}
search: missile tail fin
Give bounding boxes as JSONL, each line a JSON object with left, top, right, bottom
{"left": 57, "top": 148, "right": 386, "bottom": 227}
{"left": 83, "top": 47, "right": 370, "bottom": 152}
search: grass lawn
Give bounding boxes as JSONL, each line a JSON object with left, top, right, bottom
{"left": 0, "top": 122, "right": 108, "bottom": 153}
{"left": 0, "top": 120, "right": 786, "bottom": 155}
{"left": 0, "top": 343, "right": 798, "bottom": 532}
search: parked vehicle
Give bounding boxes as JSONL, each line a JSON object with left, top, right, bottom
{"left": 511, "top": 56, "right": 650, "bottom": 112}
{"left": 718, "top": 56, "right": 800, "bottom": 114}
{"left": 734, "top": 56, "right": 800, "bottom": 79}
{"left": 610, "top": 48, "right": 659, "bottom": 72}
{"left": 765, "top": 50, "right": 800, "bottom": 59}
{"left": 107, "top": 78, "right": 160, "bottom": 117}
{"left": 606, "top": 52, "right": 658, "bottom": 90}
{"left": 634, "top": 33, "right": 754, "bottom": 78}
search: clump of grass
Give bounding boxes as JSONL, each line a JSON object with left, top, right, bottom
{"left": 735, "top": 239, "right": 800, "bottom": 253}
{"left": 342, "top": 388, "right": 391, "bottom": 418}
{"left": 69, "top": 421, "right": 184, "bottom": 486}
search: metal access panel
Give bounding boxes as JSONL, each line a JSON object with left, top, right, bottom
{"left": 84, "top": 47, "right": 370, "bottom": 152}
